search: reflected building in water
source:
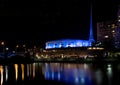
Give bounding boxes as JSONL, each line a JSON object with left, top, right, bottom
{"left": 43, "top": 63, "right": 94, "bottom": 85}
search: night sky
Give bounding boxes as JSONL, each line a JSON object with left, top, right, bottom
{"left": 0, "top": 0, "right": 120, "bottom": 47}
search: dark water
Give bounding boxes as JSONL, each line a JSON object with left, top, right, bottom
{"left": 0, "top": 62, "right": 120, "bottom": 85}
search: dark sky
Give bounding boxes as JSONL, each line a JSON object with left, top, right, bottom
{"left": 0, "top": 0, "right": 120, "bottom": 47}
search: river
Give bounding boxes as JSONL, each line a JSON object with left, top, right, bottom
{"left": 0, "top": 62, "right": 120, "bottom": 85}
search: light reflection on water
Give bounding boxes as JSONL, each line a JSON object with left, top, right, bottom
{"left": 0, "top": 63, "right": 119, "bottom": 85}
{"left": 0, "top": 66, "right": 3, "bottom": 85}
{"left": 44, "top": 63, "right": 93, "bottom": 85}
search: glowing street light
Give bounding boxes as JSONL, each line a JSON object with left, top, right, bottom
{"left": 23, "top": 44, "right": 26, "bottom": 48}
{"left": 23, "top": 44, "right": 26, "bottom": 53}
{"left": 1, "top": 42, "right": 4, "bottom": 46}
{"left": 1, "top": 41, "right": 5, "bottom": 56}
{"left": 16, "top": 45, "right": 19, "bottom": 53}
{"left": 16, "top": 45, "right": 19, "bottom": 48}
{"left": 5, "top": 48, "right": 9, "bottom": 51}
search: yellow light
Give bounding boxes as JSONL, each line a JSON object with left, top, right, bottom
{"left": 93, "top": 47, "right": 96, "bottom": 49}
{"left": 16, "top": 45, "right": 19, "bottom": 48}
{"left": 21, "top": 64, "right": 24, "bottom": 80}
{"left": 88, "top": 47, "right": 92, "bottom": 50}
{"left": 14, "top": 64, "right": 18, "bottom": 81}
{"left": 96, "top": 47, "right": 99, "bottom": 49}
{"left": 0, "top": 66, "right": 3, "bottom": 85}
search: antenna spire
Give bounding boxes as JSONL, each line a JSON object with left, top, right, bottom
{"left": 89, "top": 4, "right": 95, "bottom": 42}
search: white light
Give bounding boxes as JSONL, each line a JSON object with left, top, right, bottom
{"left": 112, "top": 30, "right": 115, "bottom": 33}
{"left": 75, "top": 77, "right": 79, "bottom": 83}
{"left": 118, "top": 19, "right": 120, "bottom": 22}
{"left": 6, "top": 48, "right": 9, "bottom": 51}
{"left": 88, "top": 47, "right": 92, "bottom": 49}
{"left": 58, "top": 72, "right": 60, "bottom": 80}
{"left": 52, "top": 72, "right": 54, "bottom": 79}
{"left": 104, "top": 36, "right": 109, "bottom": 38}
{"left": 81, "top": 77, "right": 85, "bottom": 83}
{"left": 5, "top": 66, "right": 8, "bottom": 81}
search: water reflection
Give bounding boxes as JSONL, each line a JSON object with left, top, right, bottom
{"left": 0, "top": 66, "right": 3, "bottom": 85}
{"left": 14, "top": 64, "right": 18, "bottom": 81}
{"left": 21, "top": 64, "right": 24, "bottom": 80}
{"left": 44, "top": 63, "right": 93, "bottom": 85}
{"left": 5, "top": 66, "right": 8, "bottom": 82}
{"left": 27, "top": 64, "right": 30, "bottom": 77}
{"left": 0, "top": 63, "right": 119, "bottom": 85}
{"left": 94, "top": 69, "right": 103, "bottom": 85}
{"left": 107, "top": 64, "right": 113, "bottom": 85}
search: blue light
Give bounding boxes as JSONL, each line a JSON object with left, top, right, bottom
{"left": 43, "top": 63, "right": 94, "bottom": 85}
{"left": 46, "top": 39, "right": 92, "bottom": 49}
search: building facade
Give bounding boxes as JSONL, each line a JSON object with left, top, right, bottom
{"left": 45, "top": 39, "right": 92, "bottom": 49}
{"left": 97, "top": 5, "right": 120, "bottom": 49}
{"left": 115, "top": 5, "right": 120, "bottom": 49}
{"left": 97, "top": 20, "right": 117, "bottom": 48}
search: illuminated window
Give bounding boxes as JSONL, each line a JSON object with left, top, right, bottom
{"left": 111, "top": 24, "right": 115, "bottom": 28}
{"left": 112, "top": 30, "right": 115, "bottom": 33}
{"left": 70, "top": 44, "right": 75, "bottom": 47}
{"left": 76, "top": 42, "right": 82, "bottom": 46}
{"left": 118, "top": 19, "right": 120, "bottom": 22}
{"left": 104, "top": 35, "right": 109, "bottom": 38}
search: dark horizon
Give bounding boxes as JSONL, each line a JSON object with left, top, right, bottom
{"left": 0, "top": 0, "right": 120, "bottom": 48}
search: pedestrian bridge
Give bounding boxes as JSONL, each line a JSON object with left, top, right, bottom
{"left": 0, "top": 52, "right": 25, "bottom": 58}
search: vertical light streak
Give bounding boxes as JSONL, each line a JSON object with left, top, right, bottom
{"left": 21, "top": 64, "right": 24, "bottom": 80}
{"left": 27, "top": 64, "right": 29, "bottom": 77}
{"left": 14, "top": 64, "right": 18, "bottom": 81}
{"left": 5, "top": 66, "right": 8, "bottom": 81}
{"left": 0, "top": 66, "right": 3, "bottom": 85}
{"left": 33, "top": 63, "right": 35, "bottom": 78}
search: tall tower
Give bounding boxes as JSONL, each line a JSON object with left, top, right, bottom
{"left": 89, "top": 5, "right": 95, "bottom": 42}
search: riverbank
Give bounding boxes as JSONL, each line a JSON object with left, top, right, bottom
{"left": 0, "top": 56, "right": 120, "bottom": 64}
{"left": 34, "top": 57, "right": 120, "bottom": 64}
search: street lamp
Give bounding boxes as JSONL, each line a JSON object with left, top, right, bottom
{"left": 6, "top": 48, "right": 9, "bottom": 51}
{"left": 1, "top": 42, "right": 4, "bottom": 46}
{"left": 16, "top": 45, "right": 19, "bottom": 54}
{"left": 23, "top": 44, "right": 26, "bottom": 53}
{"left": 1, "top": 41, "right": 5, "bottom": 56}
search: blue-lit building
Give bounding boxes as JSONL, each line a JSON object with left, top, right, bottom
{"left": 46, "top": 39, "right": 93, "bottom": 49}
{"left": 45, "top": 6, "right": 95, "bottom": 49}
